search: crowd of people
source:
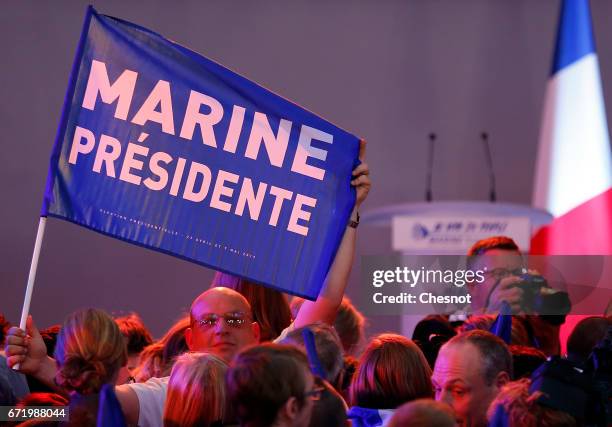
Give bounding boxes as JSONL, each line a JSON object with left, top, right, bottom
{"left": 1, "top": 149, "right": 611, "bottom": 427}
{"left": 2, "top": 240, "right": 610, "bottom": 427}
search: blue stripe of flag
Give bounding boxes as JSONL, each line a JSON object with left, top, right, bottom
{"left": 552, "top": 0, "right": 596, "bottom": 75}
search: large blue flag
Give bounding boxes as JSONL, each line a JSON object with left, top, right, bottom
{"left": 42, "top": 6, "right": 359, "bottom": 299}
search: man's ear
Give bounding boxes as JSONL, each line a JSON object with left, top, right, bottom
{"left": 284, "top": 396, "right": 300, "bottom": 420}
{"left": 251, "top": 322, "right": 261, "bottom": 343}
{"left": 495, "top": 371, "right": 510, "bottom": 389}
{"left": 273, "top": 396, "right": 299, "bottom": 425}
{"left": 184, "top": 327, "right": 194, "bottom": 351}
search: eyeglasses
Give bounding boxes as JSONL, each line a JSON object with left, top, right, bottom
{"left": 304, "top": 386, "right": 325, "bottom": 401}
{"left": 194, "top": 312, "right": 251, "bottom": 329}
{"left": 485, "top": 267, "right": 527, "bottom": 281}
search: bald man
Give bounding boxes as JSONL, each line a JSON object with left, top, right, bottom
{"left": 432, "top": 330, "right": 512, "bottom": 427}
{"left": 186, "top": 287, "right": 260, "bottom": 361}
{"left": 119, "top": 287, "right": 263, "bottom": 426}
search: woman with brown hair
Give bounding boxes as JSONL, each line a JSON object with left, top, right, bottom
{"left": 347, "top": 334, "right": 434, "bottom": 427}
{"left": 162, "top": 352, "right": 228, "bottom": 427}
{"left": 54, "top": 308, "right": 128, "bottom": 426}
{"left": 133, "top": 316, "right": 190, "bottom": 382}
{"left": 487, "top": 378, "right": 577, "bottom": 427}
{"left": 291, "top": 296, "right": 366, "bottom": 357}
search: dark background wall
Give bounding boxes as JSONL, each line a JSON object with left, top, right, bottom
{"left": 2, "top": 0, "right": 611, "bottom": 338}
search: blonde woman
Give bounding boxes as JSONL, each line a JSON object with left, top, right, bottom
{"left": 54, "top": 308, "right": 127, "bottom": 426}
{"left": 163, "top": 352, "right": 228, "bottom": 427}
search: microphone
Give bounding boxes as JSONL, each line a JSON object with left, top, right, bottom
{"left": 481, "top": 132, "right": 497, "bottom": 202}
{"left": 425, "top": 133, "right": 436, "bottom": 202}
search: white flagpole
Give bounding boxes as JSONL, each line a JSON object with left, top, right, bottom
{"left": 14, "top": 216, "right": 47, "bottom": 370}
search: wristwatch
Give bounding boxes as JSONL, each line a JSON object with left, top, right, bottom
{"left": 348, "top": 211, "right": 360, "bottom": 228}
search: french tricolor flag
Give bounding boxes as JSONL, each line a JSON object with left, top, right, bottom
{"left": 531, "top": 0, "right": 612, "bottom": 256}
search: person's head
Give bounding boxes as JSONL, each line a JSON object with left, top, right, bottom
{"left": 467, "top": 236, "right": 523, "bottom": 311}
{"left": 349, "top": 333, "right": 433, "bottom": 409}
{"left": 160, "top": 316, "right": 191, "bottom": 367}
{"left": 186, "top": 287, "right": 260, "bottom": 362}
{"left": 567, "top": 315, "right": 612, "bottom": 364}
{"left": 281, "top": 323, "right": 344, "bottom": 384}
{"left": 487, "top": 379, "right": 577, "bottom": 427}
{"left": 335, "top": 298, "right": 366, "bottom": 356}
{"left": 388, "top": 399, "right": 457, "bottom": 427}
{"left": 134, "top": 316, "right": 190, "bottom": 382}
{"left": 227, "top": 343, "right": 317, "bottom": 427}
{"left": 336, "top": 356, "right": 358, "bottom": 402}
{"left": 509, "top": 345, "right": 546, "bottom": 380}
{"left": 212, "top": 272, "right": 292, "bottom": 342}
{"left": 114, "top": 313, "right": 153, "bottom": 384}
{"left": 291, "top": 297, "right": 366, "bottom": 357}
{"left": 412, "top": 315, "right": 456, "bottom": 369}
{"left": 432, "top": 330, "right": 512, "bottom": 427}
{"left": 39, "top": 325, "right": 62, "bottom": 358}
{"left": 307, "top": 377, "right": 349, "bottom": 427}
{"left": 54, "top": 308, "right": 127, "bottom": 395}
{"left": 163, "top": 352, "right": 228, "bottom": 427}
{"left": 467, "top": 236, "right": 520, "bottom": 259}
{"left": 134, "top": 342, "right": 165, "bottom": 382}
{"left": 115, "top": 313, "right": 153, "bottom": 359}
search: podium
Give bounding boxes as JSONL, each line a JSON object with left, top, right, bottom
{"left": 361, "top": 201, "right": 553, "bottom": 337}
{"left": 362, "top": 201, "right": 553, "bottom": 254}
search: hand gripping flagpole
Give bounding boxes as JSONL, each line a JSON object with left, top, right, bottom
{"left": 15, "top": 216, "right": 47, "bottom": 370}
{"left": 13, "top": 6, "right": 93, "bottom": 370}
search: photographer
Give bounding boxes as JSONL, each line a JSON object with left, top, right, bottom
{"left": 465, "top": 236, "right": 569, "bottom": 356}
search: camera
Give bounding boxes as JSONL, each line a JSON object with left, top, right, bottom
{"left": 515, "top": 273, "right": 571, "bottom": 317}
